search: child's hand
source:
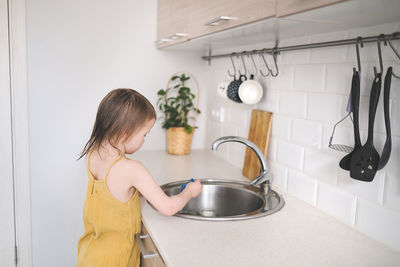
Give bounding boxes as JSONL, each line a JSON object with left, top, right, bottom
{"left": 186, "top": 180, "right": 202, "bottom": 198}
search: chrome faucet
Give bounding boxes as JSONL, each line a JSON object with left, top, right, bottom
{"left": 211, "top": 136, "right": 271, "bottom": 193}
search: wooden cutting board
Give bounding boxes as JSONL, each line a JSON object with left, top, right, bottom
{"left": 242, "top": 109, "right": 273, "bottom": 180}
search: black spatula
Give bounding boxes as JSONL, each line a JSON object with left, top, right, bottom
{"left": 349, "top": 73, "right": 382, "bottom": 181}
{"left": 339, "top": 69, "right": 361, "bottom": 170}
{"left": 377, "top": 67, "right": 392, "bottom": 170}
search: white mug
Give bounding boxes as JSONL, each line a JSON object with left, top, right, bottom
{"left": 217, "top": 80, "right": 230, "bottom": 99}
{"left": 238, "top": 75, "right": 263, "bottom": 105}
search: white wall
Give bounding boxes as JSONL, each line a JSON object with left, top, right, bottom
{"left": 205, "top": 23, "right": 400, "bottom": 252}
{"left": 26, "top": 0, "right": 206, "bottom": 266}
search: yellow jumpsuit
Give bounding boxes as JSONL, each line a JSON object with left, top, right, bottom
{"left": 78, "top": 155, "right": 141, "bottom": 267}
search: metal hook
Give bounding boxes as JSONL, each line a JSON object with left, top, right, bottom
{"left": 238, "top": 52, "right": 248, "bottom": 76}
{"left": 259, "top": 50, "right": 271, "bottom": 77}
{"left": 374, "top": 35, "right": 384, "bottom": 76}
{"left": 248, "top": 51, "right": 258, "bottom": 77}
{"left": 387, "top": 32, "right": 400, "bottom": 79}
{"left": 228, "top": 53, "right": 237, "bottom": 78}
{"left": 355, "top": 37, "right": 363, "bottom": 74}
{"left": 270, "top": 48, "right": 279, "bottom": 77}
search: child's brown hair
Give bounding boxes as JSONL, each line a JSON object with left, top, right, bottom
{"left": 79, "top": 88, "right": 156, "bottom": 159}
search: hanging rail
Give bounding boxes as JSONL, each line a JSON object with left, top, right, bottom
{"left": 202, "top": 32, "right": 400, "bottom": 62}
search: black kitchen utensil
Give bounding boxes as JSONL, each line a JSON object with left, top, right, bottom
{"left": 349, "top": 73, "right": 382, "bottom": 181}
{"left": 378, "top": 67, "right": 393, "bottom": 169}
{"left": 339, "top": 69, "right": 361, "bottom": 170}
{"left": 227, "top": 74, "right": 246, "bottom": 103}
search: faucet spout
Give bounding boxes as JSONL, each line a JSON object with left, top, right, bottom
{"left": 211, "top": 136, "right": 270, "bottom": 186}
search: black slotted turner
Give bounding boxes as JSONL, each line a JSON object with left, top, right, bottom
{"left": 349, "top": 73, "right": 382, "bottom": 181}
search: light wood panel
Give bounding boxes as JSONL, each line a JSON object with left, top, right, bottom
{"left": 187, "top": 0, "right": 276, "bottom": 39}
{"left": 277, "top": 0, "right": 348, "bottom": 17}
{"left": 156, "top": 0, "right": 276, "bottom": 48}
{"left": 242, "top": 110, "right": 273, "bottom": 180}
{"left": 156, "top": 0, "right": 189, "bottom": 48}
{"left": 140, "top": 223, "right": 166, "bottom": 267}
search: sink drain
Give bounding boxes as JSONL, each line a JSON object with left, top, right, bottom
{"left": 198, "top": 209, "right": 217, "bottom": 217}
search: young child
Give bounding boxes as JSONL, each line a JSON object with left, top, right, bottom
{"left": 77, "top": 88, "right": 202, "bottom": 267}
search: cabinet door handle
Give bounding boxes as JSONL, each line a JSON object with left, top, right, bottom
{"left": 204, "top": 16, "right": 236, "bottom": 26}
{"left": 168, "top": 33, "right": 187, "bottom": 40}
{"left": 135, "top": 233, "right": 159, "bottom": 259}
{"left": 155, "top": 38, "right": 172, "bottom": 44}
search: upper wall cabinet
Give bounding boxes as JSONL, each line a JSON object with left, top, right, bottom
{"left": 276, "top": 0, "right": 348, "bottom": 17}
{"left": 156, "top": 0, "right": 190, "bottom": 48}
{"left": 156, "top": 0, "right": 276, "bottom": 48}
{"left": 186, "top": 0, "right": 276, "bottom": 39}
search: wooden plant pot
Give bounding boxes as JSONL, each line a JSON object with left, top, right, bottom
{"left": 166, "top": 127, "right": 194, "bottom": 155}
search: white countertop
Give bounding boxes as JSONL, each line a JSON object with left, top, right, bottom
{"left": 128, "top": 150, "right": 400, "bottom": 267}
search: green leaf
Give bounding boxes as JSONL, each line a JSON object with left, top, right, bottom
{"left": 157, "top": 89, "right": 166, "bottom": 96}
{"left": 184, "top": 124, "right": 193, "bottom": 134}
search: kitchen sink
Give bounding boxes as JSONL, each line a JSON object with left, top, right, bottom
{"left": 158, "top": 179, "right": 285, "bottom": 221}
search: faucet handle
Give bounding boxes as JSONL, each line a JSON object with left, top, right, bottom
{"left": 250, "top": 170, "right": 268, "bottom": 186}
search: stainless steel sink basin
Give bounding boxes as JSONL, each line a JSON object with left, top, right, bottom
{"left": 158, "top": 179, "right": 285, "bottom": 221}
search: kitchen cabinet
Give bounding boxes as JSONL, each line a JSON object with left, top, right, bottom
{"left": 139, "top": 223, "right": 166, "bottom": 267}
{"left": 156, "top": 0, "right": 276, "bottom": 48}
{"left": 276, "top": 0, "right": 348, "bottom": 17}
{"left": 186, "top": 0, "right": 276, "bottom": 40}
{"left": 156, "top": 0, "right": 189, "bottom": 48}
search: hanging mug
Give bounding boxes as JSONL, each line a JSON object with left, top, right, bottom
{"left": 238, "top": 74, "right": 263, "bottom": 105}
{"left": 227, "top": 75, "right": 247, "bottom": 103}
{"left": 217, "top": 80, "right": 230, "bottom": 99}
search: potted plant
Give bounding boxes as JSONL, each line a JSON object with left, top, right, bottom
{"left": 157, "top": 73, "right": 201, "bottom": 155}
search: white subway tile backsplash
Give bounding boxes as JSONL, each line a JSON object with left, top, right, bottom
{"left": 221, "top": 122, "right": 238, "bottom": 137}
{"left": 280, "top": 49, "right": 310, "bottom": 65}
{"left": 268, "top": 65, "right": 293, "bottom": 90}
{"left": 228, "top": 144, "right": 246, "bottom": 169}
{"left": 337, "top": 168, "right": 384, "bottom": 204}
{"left": 356, "top": 199, "right": 400, "bottom": 252}
{"left": 277, "top": 141, "right": 304, "bottom": 170}
{"left": 293, "top": 64, "right": 325, "bottom": 92}
{"left": 205, "top": 23, "right": 400, "bottom": 251}
{"left": 268, "top": 161, "right": 288, "bottom": 191}
{"left": 325, "top": 63, "right": 354, "bottom": 95}
{"left": 385, "top": 137, "right": 400, "bottom": 177}
{"left": 317, "top": 183, "right": 355, "bottom": 226}
{"left": 287, "top": 170, "right": 317, "bottom": 205}
{"left": 228, "top": 105, "right": 251, "bottom": 125}
{"left": 304, "top": 148, "right": 338, "bottom": 185}
{"left": 390, "top": 66, "right": 399, "bottom": 99}
{"left": 382, "top": 137, "right": 400, "bottom": 212}
{"left": 385, "top": 173, "right": 400, "bottom": 213}
{"left": 257, "top": 88, "right": 279, "bottom": 114}
{"left": 279, "top": 91, "right": 307, "bottom": 118}
{"left": 291, "top": 119, "right": 322, "bottom": 148}
{"left": 307, "top": 93, "right": 345, "bottom": 123}
{"left": 391, "top": 98, "right": 400, "bottom": 136}
{"left": 268, "top": 138, "right": 278, "bottom": 161}
{"left": 311, "top": 46, "right": 348, "bottom": 64}
{"left": 271, "top": 115, "right": 291, "bottom": 141}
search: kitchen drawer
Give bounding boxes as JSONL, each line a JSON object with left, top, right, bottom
{"left": 138, "top": 223, "right": 166, "bottom": 267}
{"left": 276, "top": 0, "right": 348, "bottom": 17}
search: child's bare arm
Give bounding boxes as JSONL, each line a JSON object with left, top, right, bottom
{"left": 120, "top": 159, "right": 202, "bottom": 216}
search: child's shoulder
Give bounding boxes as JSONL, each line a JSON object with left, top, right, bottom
{"left": 117, "top": 157, "right": 148, "bottom": 175}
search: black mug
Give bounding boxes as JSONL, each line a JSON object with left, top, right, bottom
{"left": 227, "top": 75, "right": 247, "bottom": 103}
